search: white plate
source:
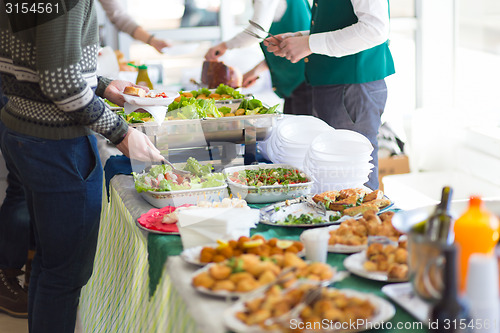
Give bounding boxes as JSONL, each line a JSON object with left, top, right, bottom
{"left": 381, "top": 283, "right": 430, "bottom": 324}
{"left": 181, "top": 244, "right": 305, "bottom": 266}
{"left": 223, "top": 287, "right": 396, "bottom": 333}
{"left": 343, "top": 251, "right": 408, "bottom": 283}
{"left": 122, "top": 90, "right": 179, "bottom": 106}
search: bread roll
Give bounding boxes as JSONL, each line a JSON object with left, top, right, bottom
{"left": 123, "top": 86, "right": 146, "bottom": 98}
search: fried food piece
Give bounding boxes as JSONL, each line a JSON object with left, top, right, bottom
{"left": 258, "top": 270, "right": 277, "bottom": 285}
{"left": 363, "top": 260, "right": 378, "bottom": 272}
{"left": 218, "top": 245, "right": 234, "bottom": 259}
{"left": 388, "top": 263, "right": 409, "bottom": 279}
{"left": 370, "top": 198, "right": 392, "bottom": 208}
{"left": 395, "top": 247, "right": 408, "bottom": 264}
{"left": 343, "top": 204, "right": 379, "bottom": 217}
{"left": 236, "top": 277, "right": 260, "bottom": 292}
{"left": 230, "top": 272, "right": 254, "bottom": 284}
{"left": 212, "top": 280, "right": 236, "bottom": 292}
{"left": 283, "top": 252, "right": 307, "bottom": 269}
{"left": 212, "top": 255, "right": 226, "bottom": 263}
{"left": 199, "top": 247, "right": 216, "bottom": 263}
{"left": 192, "top": 271, "right": 215, "bottom": 289}
{"left": 363, "top": 189, "right": 384, "bottom": 202}
{"left": 209, "top": 264, "right": 232, "bottom": 280}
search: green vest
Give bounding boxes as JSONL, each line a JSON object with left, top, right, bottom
{"left": 260, "top": 0, "right": 311, "bottom": 98}
{"left": 305, "top": 0, "right": 395, "bottom": 85}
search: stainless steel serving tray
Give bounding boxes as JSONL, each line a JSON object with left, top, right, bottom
{"left": 132, "top": 114, "right": 280, "bottom": 150}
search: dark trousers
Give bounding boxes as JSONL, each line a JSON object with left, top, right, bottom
{"left": 311, "top": 80, "right": 388, "bottom": 190}
{"left": 283, "top": 81, "right": 313, "bottom": 115}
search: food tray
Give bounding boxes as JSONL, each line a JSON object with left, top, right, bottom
{"left": 141, "top": 184, "right": 229, "bottom": 208}
{"left": 223, "top": 164, "right": 313, "bottom": 204}
{"left": 132, "top": 114, "right": 280, "bottom": 150}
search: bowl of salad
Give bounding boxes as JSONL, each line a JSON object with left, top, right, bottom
{"left": 223, "top": 164, "right": 313, "bottom": 204}
{"left": 133, "top": 158, "right": 228, "bottom": 208}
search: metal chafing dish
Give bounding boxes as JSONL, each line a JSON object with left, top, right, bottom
{"left": 132, "top": 113, "right": 280, "bottom": 164}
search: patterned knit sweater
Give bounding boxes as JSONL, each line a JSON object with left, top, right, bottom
{"left": 0, "top": 0, "right": 128, "bottom": 144}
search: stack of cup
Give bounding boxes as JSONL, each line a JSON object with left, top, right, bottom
{"left": 465, "top": 253, "right": 499, "bottom": 333}
{"left": 303, "top": 129, "right": 374, "bottom": 192}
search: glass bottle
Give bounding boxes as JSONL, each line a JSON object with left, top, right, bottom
{"left": 136, "top": 65, "right": 153, "bottom": 90}
{"left": 425, "top": 186, "right": 454, "bottom": 243}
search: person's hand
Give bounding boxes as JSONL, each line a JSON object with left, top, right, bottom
{"left": 242, "top": 69, "right": 260, "bottom": 88}
{"left": 264, "top": 33, "right": 311, "bottom": 63}
{"left": 205, "top": 42, "right": 227, "bottom": 60}
{"left": 150, "top": 38, "right": 171, "bottom": 53}
{"left": 115, "top": 127, "right": 164, "bottom": 162}
{"left": 103, "top": 80, "right": 148, "bottom": 107}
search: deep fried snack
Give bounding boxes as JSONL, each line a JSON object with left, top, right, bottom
{"left": 192, "top": 271, "right": 215, "bottom": 289}
{"left": 209, "top": 264, "right": 232, "bottom": 280}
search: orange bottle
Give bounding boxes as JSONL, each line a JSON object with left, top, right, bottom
{"left": 453, "top": 196, "right": 500, "bottom": 293}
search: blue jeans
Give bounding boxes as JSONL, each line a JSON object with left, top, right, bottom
{"left": 311, "top": 80, "right": 388, "bottom": 190}
{"left": 0, "top": 161, "right": 31, "bottom": 270}
{"left": 0, "top": 120, "right": 103, "bottom": 333}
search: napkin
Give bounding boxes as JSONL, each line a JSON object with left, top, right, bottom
{"left": 177, "top": 207, "right": 259, "bottom": 249}
{"left": 124, "top": 103, "right": 167, "bottom": 125}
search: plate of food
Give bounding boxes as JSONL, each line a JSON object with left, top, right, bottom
{"left": 259, "top": 196, "right": 343, "bottom": 228}
{"left": 343, "top": 241, "right": 409, "bottom": 282}
{"left": 311, "top": 188, "right": 394, "bottom": 217}
{"left": 326, "top": 210, "right": 403, "bottom": 253}
{"left": 122, "top": 86, "right": 179, "bottom": 106}
{"left": 191, "top": 252, "right": 335, "bottom": 299}
{"left": 181, "top": 235, "right": 305, "bottom": 266}
{"left": 223, "top": 283, "right": 396, "bottom": 333}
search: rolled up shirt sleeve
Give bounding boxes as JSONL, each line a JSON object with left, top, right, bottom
{"left": 308, "top": 0, "right": 390, "bottom": 58}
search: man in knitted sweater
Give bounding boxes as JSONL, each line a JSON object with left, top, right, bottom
{"left": 0, "top": 1, "right": 163, "bottom": 331}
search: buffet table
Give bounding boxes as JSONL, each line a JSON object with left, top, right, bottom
{"left": 78, "top": 173, "right": 428, "bottom": 333}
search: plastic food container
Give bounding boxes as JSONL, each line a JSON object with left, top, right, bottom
{"left": 223, "top": 164, "right": 313, "bottom": 204}
{"left": 141, "top": 184, "right": 229, "bottom": 208}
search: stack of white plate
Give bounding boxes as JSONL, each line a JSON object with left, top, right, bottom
{"left": 262, "top": 116, "right": 332, "bottom": 169}
{"left": 303, "top": 129, "right": 374, "bottom": 192}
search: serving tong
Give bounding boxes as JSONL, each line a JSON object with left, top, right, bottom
{"left": 161, "top": 158, "right": 192, "bottom": 177}
{"left": 243, "top": 20, "right": 281, "bottom": 47}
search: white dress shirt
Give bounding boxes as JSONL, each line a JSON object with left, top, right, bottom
{"left": 307, "top": 0, "right": 390, "bottom": 58}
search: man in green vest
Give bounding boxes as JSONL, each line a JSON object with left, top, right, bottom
{"left": 205, "top": 0, "right": 313, "bottom": 115}
{"left": 265, "top": 0, "right": 395, "bottom": 190}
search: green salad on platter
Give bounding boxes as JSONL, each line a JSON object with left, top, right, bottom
{"left": 133, "top": 157, "right": 225, "bottom": 192}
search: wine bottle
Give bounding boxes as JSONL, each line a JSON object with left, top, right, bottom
{"left": 425, "top": 186, "right": 453, "bottom": 242}
{"left": 430, "top": 245, "right": 471, "bottom": 332}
